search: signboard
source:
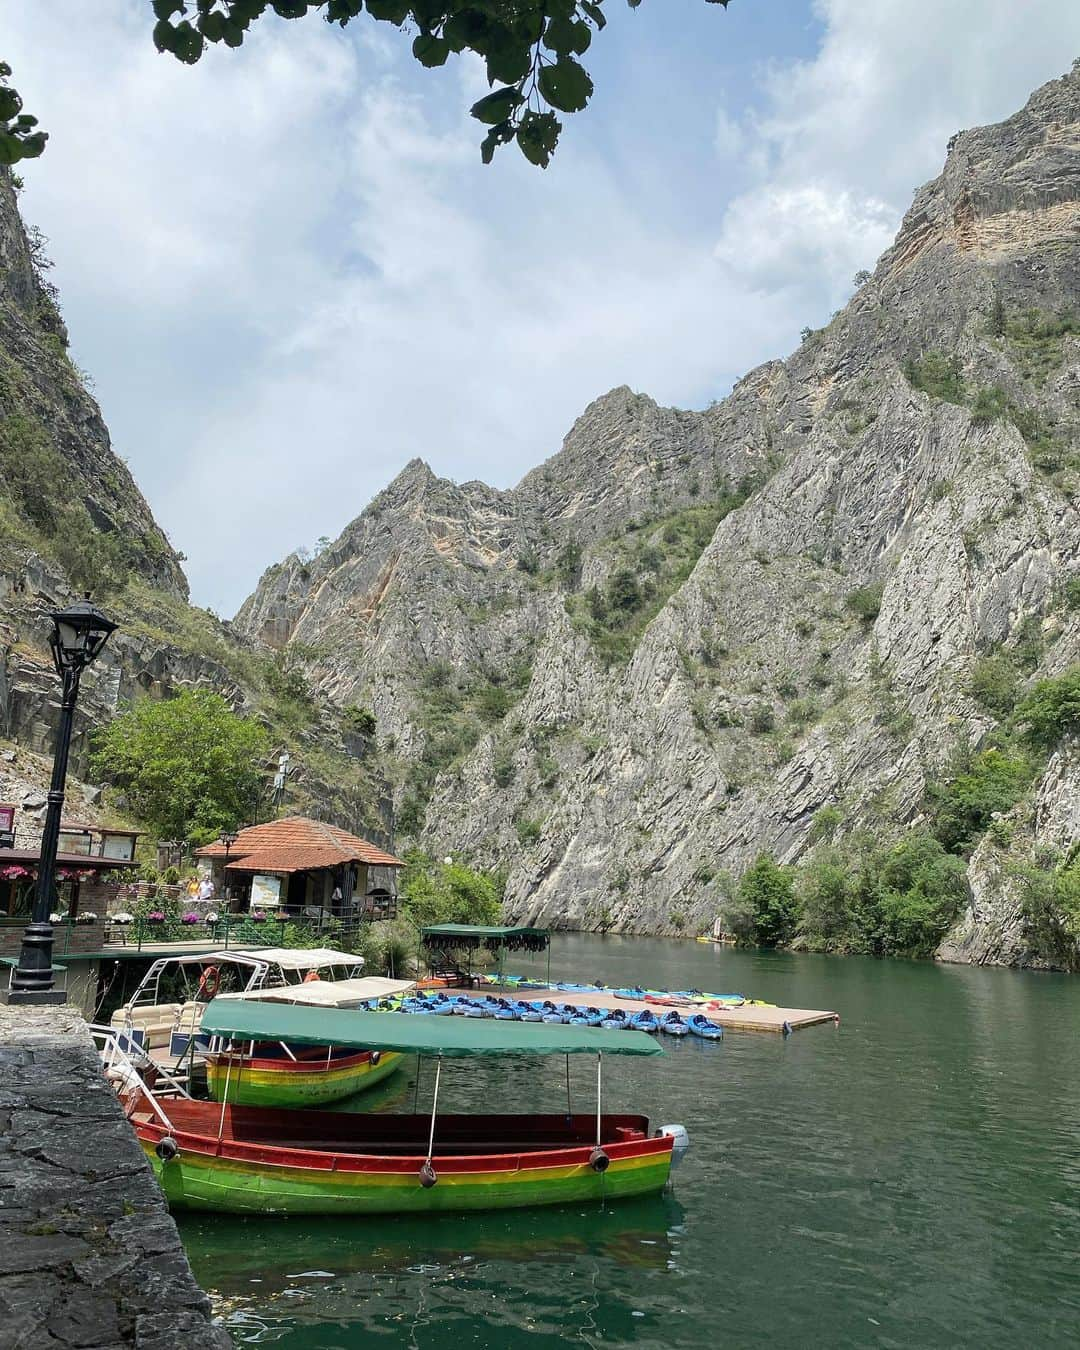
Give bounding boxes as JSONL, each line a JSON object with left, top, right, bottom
{"left": 250, "top": 874, "right": 281, "bottom": 912}
{"left": 101, "top": 833, "right": 137, "bottom": 861}
{"left": 57, "top": 830, "right": 92, "bottom": 856}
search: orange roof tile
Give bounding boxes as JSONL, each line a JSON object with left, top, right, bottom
{"left": 196, "top": 816, "right": 402, "bottom": 869}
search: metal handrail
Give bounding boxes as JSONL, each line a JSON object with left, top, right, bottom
{"left": 88, "top": 1025, "right": 186, "bottom": 1132}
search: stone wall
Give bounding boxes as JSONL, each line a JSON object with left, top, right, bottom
{"left": 0, "top": 1004, "right": 229, "bottom": 1348}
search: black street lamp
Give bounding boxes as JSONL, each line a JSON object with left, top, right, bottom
{"left": 5, "top": 596, "right": 116, "bottom": 1005}
{"left": 220, "top": 830, "right": 238, "bottom": 904}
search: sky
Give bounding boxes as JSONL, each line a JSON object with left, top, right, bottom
{"left": 4, "top": 1, "right": 1080, "bottom": 614}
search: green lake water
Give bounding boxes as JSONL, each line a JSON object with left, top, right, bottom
{"left": 178, "top": 934, "right": 1080, "bottom": 1347}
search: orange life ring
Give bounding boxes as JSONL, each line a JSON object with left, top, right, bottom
{"left": 304, "top": 970, "right": 322, "bottom": 983}
{"left": 197, "top": 965, "right": 221, "bottom": 999}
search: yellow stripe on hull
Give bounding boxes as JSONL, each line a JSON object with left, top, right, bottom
{"left": 206, "top": 1050, "right": 403, "bottom": 1108}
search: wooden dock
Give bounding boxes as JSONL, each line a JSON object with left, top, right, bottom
{"left": 507, "top": 988, "right": 839, "bottom": 1034}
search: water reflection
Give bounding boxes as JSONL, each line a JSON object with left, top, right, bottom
{"left": 183, "top": 1195, "right": 685, "bottom": 1347}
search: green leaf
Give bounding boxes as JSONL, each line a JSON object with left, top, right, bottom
{"left": 470, "top": 86, "right": 523, "bottom": 126}
{"left": 198, "top": 10, "right": 228, "bottom": 41}
{"left": 484, "top": 33, "right": 532, "bottom": 85}
{"left": 326, "top": 0, "right": 364, "bottom": 20}
{"left": 152, "top": 0, "right": 186, "bottom": 19}
{"left": 544, "top": 16, "right": 591, "bottom": 56}
{"left": 0, "top": 89, "right": 21, "bottom": 121}
{"left": 413, "top": 33, "right": 451, "bottom": 67}
{"left": 516, "top": 109, "right": 560, "bottom": 168}
{"left": 366, "top": 0, "right": 410, "bottom": 20}
{"left": 581, "top": 1, "right": 606, "bottom": 29}
{"left": 536, "top": 57, "right": 593, "bottom": 113}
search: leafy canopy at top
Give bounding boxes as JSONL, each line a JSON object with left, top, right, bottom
{"left": 1, "top": 0, "right": 732, "bottom": 169}
{"left": 90, "top": 688, "right": 269, "bottom": 845}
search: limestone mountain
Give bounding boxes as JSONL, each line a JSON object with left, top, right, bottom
{"left": 237, "top": 65, "right": 1080, "bottom": 965}
{"left": 0, "top": 170, "right": 385, "bottom": 835}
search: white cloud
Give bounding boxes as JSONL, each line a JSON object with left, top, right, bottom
{"left": 4, "top": 1, "right": 1080, "bottom": 614}
{"left": 713, "top": 0, "right": 1080, "bottom": 306}
{"left": 715, "top": 186, "right": 894, "bottom": 304}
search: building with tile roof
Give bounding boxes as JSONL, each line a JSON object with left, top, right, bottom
{"left": 195, "top": 817, "right": 403, "bottom": 918}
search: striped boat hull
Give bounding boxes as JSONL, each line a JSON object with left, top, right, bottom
{"left": 132, "top": 1102, "right": 675, "bottom": 1215}
{"left": 204, "top": 1047, "right": 403, "bottom": 1108}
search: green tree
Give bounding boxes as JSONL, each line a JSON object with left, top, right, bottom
{"left": 925, "top": 748, "right": 1033, "bottom": 854}
{"left": 1015, "top": 667, "right": 1080, "bottom": 748}
{"left": 90, "top": 689, "right": 269, "bottom": 843}
{"left": 1015, "top": 859, "right": 1080, "bottom": 970}
{"left": 399, "top": 850, "right": 503, "bottom": 928}
{"left": 729, "top": 854, "right": 800, "bottom": 947}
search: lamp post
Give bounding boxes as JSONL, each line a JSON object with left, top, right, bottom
{"left": 219, "top": 830, "right": 238, "bottom": 905}
{"left": 6, "top": 596, "right": 116, "bottom": 1005}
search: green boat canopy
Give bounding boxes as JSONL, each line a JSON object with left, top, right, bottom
{"left": 198, "top": 1000, "right": 663, "bottom": 1058}
{"left": 420, "top": 923, "right": 549, "bottom": 953}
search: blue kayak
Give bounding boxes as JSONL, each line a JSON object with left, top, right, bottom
{"left": 688, "top": 1014, "right": 723, "bottom": 1040}
{"left": 630, "top": 1010, "right": 660, "bottom": 1033}
{"left": 660, "top": 1013, "right": 689, "bottom": 1037}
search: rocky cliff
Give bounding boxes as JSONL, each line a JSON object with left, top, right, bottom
{"left": 236, "top": 66, "right": 1080, "bottom": 965}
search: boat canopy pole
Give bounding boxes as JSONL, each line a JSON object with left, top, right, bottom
{"left": 217, "top": 1053, "right": 233, "bottom": 1141}
{"left": 588, "top": 1051, "right": 609, "bottom": 1175}
{"left": 419, "top": 1056, "right": 442, "bottom": 1189}
{"left": 596, "top": 1052, "right": 602, "bottom": 1147}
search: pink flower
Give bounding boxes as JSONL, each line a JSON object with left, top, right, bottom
{"left": 147, "top": 911, "right": 165, "bottom": 922}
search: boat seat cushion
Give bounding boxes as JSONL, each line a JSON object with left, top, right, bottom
{"left": 111, "top": 1002, "right": 184, "bottom": 1048}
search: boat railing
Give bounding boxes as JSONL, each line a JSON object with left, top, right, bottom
{"left": 88, "top": 1023, "right": 192, "bottom": 1111}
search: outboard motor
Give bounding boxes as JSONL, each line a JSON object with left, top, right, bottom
{"left": 657, "top": 1124, "right": 690, "bottom": 1172}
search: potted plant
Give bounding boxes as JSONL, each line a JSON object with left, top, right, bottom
{"left": 249, "top": 909, "right": 267, "bottom": 924}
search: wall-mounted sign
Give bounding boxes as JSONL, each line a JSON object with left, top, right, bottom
{"left": 251, "top": 874, "right": 281, "bottom": 912}
{"left": 100, "top": 832, "right": 137, "bottom": 861}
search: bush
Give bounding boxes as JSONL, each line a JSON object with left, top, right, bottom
{"left": 515, "top": 816, "right": 543, "bottom": 845}
{"left": 399, "top": 850, "right": 503, "bottom": 929}
{"left": 1015, "top": 668, "right": 1080, "bottom": 748}
{"left": 607, "top": 568, "right": 642, "bottom": 612}
{"left": 926, "top": 748, "right": 1033, "bottom": 853}
{"left": 967, "top": 653, "right": 1020, "bottom": 716}
{"left": 845, "top": 582, "right": 884, "bottom": 623}
{"left": 726, "top": 855, "right": 800, "bottom": 947}
{"left": 796, "top": 831, "right": 967, "bottom": 957}
{"left": 904, "top": 352, "right": 964, "bottom": 404}
{"left": 492, "top": 749, "right": 516, "bottom": 789}
{"left": 1015, "top": 860, "right": 1080, "bottom": 970}
{"left": 749, "top": 703, "right": 775, "bottom": 733}
{"left": 342, "top": 706, "right": 377, "bottom": 736}
{"left": 969, "top": 386, "right": 1010, "bottom": 425}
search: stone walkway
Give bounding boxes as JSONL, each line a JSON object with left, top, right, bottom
{"left": 0, "top": 1005, "right": 229, "bottom": 1350}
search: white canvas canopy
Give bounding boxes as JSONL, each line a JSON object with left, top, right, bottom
{"left": 233, "top": 947, "right": 363, "bottom": 972}
{"left": 224, "top": 976, "right": 415, "bottom": 1008}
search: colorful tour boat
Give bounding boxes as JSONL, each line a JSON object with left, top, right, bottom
{"left": 127, "top": 1001, "right": 686, "bottom": 1216}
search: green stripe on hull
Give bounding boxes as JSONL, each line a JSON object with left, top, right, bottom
{"left": 147, "top": 1146, "right": 671, "bottom": 1215}
{"left": 206, "top": 1051, "right": 403, "bottom": 1108}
